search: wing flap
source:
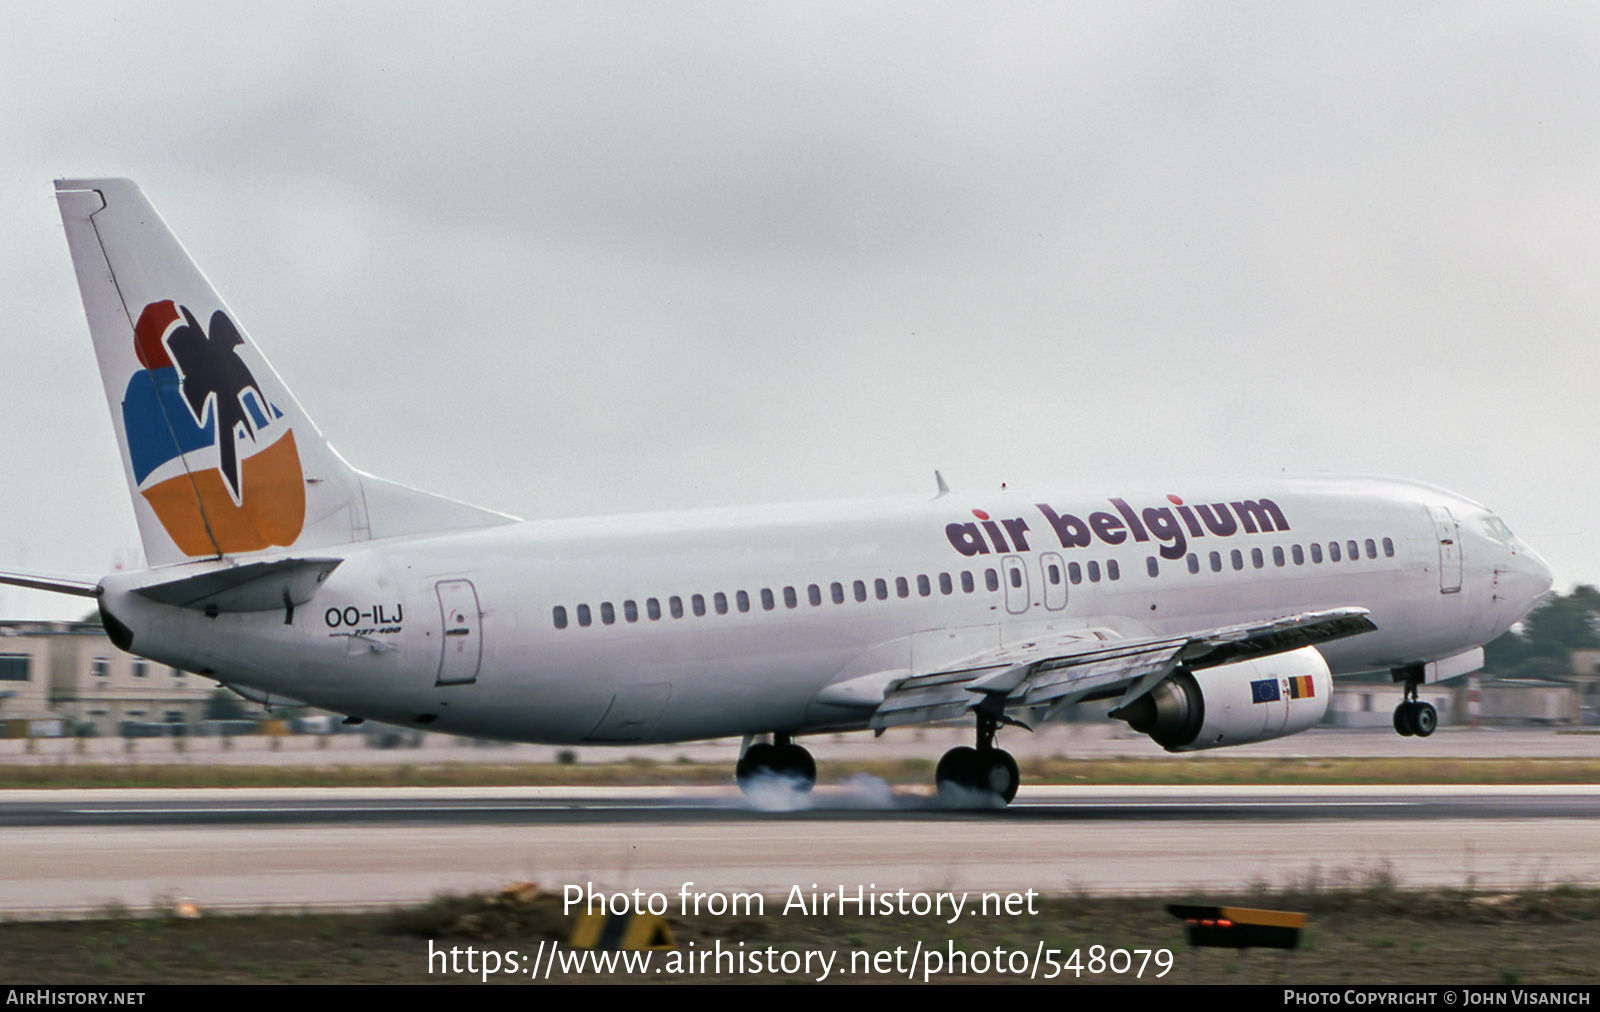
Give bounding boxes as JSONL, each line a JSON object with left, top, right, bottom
{"left": 870, "top": 664, "right": 1009, "bottom": 728}
{"left": 1022, "top": 643, "right": 1186, "bottom": 707}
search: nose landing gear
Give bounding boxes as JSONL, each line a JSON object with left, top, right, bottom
{"left": 1391, "top": 668, "right": 1437, "bottom": 738}
{"left": 1393, "top": 699, "right": 1438, "bottom": 737}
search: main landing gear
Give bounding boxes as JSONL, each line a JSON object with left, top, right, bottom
{"left": 735, "top": 733, "right": 816, "bottom": 794}
{"left": 935, "top": 711, "right": 1021, "bottom": 807}
{"left": 1392, "top": 667, "right": 1437, "bottom": 738}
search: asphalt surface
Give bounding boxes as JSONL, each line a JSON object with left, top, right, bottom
{"left": 4, "top": 783, "right": 1600, "bottom": 826}
{"left": 5, "top": 784, "right": 1600, "bottom": 917}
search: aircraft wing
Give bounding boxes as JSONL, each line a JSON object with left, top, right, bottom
{"left": 869, "top": 607, "right": 1376, "bottom": 730}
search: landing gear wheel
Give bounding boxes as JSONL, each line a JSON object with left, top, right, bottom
{"left": 1393, "top": 703, "right": 1416, "bottom": 737}
{"left": 1391, "top": 666, "right": 1438, "bottom": 740}
{"left": 736, "top": 742, "right": 779, "bottom": 790}
{"left": 773, "top": 742, "right": 817, "bottom": 792}
{"left": 1412, "top": 701, "right": 1437, "bottom": 738}
{"left": 981, "top": 749, "right": 1020, "bottom": 804}
{"left": 936, "top": 746, "right": 1018, "bottom": 806}
{"left": 936, "top": 746, "right": 980, "bottom": 804}
{"left": 736, "top": 740, "right": 816, "bottom": 795}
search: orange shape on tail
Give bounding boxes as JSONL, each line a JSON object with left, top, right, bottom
{"left": 140, "top": 431, "right": 306, "bottom": 556}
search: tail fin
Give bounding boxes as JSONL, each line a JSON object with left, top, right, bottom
{"left": 54, "top": 178, "right": 516, "bottom": 566}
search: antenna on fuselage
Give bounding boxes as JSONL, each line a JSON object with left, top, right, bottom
{"left": 934, "top": 470, "right": 950, "bottom": 498}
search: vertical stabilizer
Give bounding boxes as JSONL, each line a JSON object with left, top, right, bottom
{"left": 54, "top": 178, "right": 515, "bottom": 566}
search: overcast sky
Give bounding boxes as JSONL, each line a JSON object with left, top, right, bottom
{"left": 2, "top": 2, "right": 1597, "bottom": 620}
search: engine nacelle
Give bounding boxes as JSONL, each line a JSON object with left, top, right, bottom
{"left": 1111, "top": 646, "right": 1332, "bottom": 751}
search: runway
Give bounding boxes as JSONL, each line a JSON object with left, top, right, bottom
{"left": 4, "top": 784, "right": 1599, "bottom": 918}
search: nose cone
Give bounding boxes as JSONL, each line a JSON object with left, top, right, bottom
{"left": 1508, "top": 544, "right": 1555, "bottom": 619}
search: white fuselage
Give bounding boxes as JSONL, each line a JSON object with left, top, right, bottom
{"left": 98, "top": 475, "right": 1552, "bottom": 745}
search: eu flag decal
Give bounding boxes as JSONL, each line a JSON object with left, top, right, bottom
{"left": 1250, "top": 678, "right": 1281, "bottom": 704}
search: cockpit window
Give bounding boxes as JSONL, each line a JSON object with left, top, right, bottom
{"left": 1483, "top": 516, "right": 1516, "bottom": 544}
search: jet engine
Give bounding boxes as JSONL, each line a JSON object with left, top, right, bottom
{"left": 1111, "top": 645, "right": 1332, "bottom": 751}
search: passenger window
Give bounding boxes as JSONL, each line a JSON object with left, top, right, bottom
{"left": 809, "top": 584, "right": 822, "bottom": 606}
{"left": 553, "top": 606, "right": 568, "bottom": 629}
{"left": 1107, "top": 560, "right": 1120, "bottom": 580}
{"left": 1311, "top": 543, "right": 1323, "bottom": 564}
{"left": 1047, "top": 564, "right": 1061, "bottom": 585}
{"left": 1365, "top": 539, "right": 1377, "bottom": 559}
{"left": 875, "top": 579, "right": 889, "bottom": 600}
{"left": 1187, "top": 554, "right": 1199, "bottom": 574}
{"left": 1068, "top": 562, "right": 1081, "bottom": 584}
{"left": 1231, "top": 549, "right": 1243, "bottom": 571}
{"left": 1147, "top": 557, "right": 1159, "bottom": 578}
{"left": 1273, "top": 546, "right": 1285, "bottom": 567}
{"left": 737, "top": 590, "right": 750, "bottom": 613}
{"left": 1292, "top": 545, "right": 1304, "bottom": 565}
{"left": 1210, "top": 551, "right": 1221, "bottom": 573}
{"left": 1009, "top": 568, "right": 1022, "bottom": 589}
{"left": 896, "top": 577, "right": 909, "bottom": 598}
{"left": 1251, "top": 548, "right": 1264, "bottom": 569}
{"left": 1348, "top": 540, "right": 1359, "bottom": 561}
{"left": 647, "top": 598, "right": 661, "bottom": 620}
{"left": 831, "top": 582, "right": 845, "bottom": 604}
{"left": 577, "top": 604, "right": 592, "bottom": 627}
{"left": 1383, "top": 537, "right": 1394, "bottom": 558}
{"left": 601, "top": 602, "right": 615, "bottom": 625}
{"left": 918, "top": 574, "right": 931, "bottom": 597}
{"left": 1329, "top": 542, "right": 1341, "bottom": 562}
{"left": 670, "top": 596, "right": 684, "bottom": 619}
{"left": 939, "top": 573, "right": 953, "bottom": 595}
{"left": 692, "top": 594, "right": 706, "bottom": 617}
{"left": 985, "top": 570, "right": 1000, "bottom": 592}
{"left": 1087, "top": 561, "right": 1101, "bottom": 583}
{"left": 854, "top": 580, "right": 868, "bottom": 602}
{"left": 761, "top": 588, "right": 775, "bottom": 611}
{"left": 714, "top": 592, "right": 728, "bottom": 615}
{"left": 784, "top": 586, "right": 798, "bottom": 609}
{"left": 624, "top": 600, "right": 638, "bottom": 623}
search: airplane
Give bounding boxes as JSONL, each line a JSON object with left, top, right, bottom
{"left": 0, "top": 178, "right": 1554, "bottom": 806}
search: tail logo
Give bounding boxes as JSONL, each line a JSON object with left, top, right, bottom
{"left": 122, "top": 300, "right": 306, "bottom": 556}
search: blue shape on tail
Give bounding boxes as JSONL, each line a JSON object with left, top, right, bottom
{"left": 123, "top": 367, "right": 215, "bottom": 484}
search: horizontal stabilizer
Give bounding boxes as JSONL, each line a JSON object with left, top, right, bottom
{"left": 133, "top": 557, "right": 342, "bottom": 613}
{"left": 0, "top": 570, "right": 101, "bottom": 599}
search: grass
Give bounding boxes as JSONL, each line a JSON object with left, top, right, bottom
{"left": 5, "top": 882, "right": 1600, "bottom": 983}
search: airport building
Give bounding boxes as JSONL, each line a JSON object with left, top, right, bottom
{"left": 0, "top": 620, "right": 214, "bottom": 736}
